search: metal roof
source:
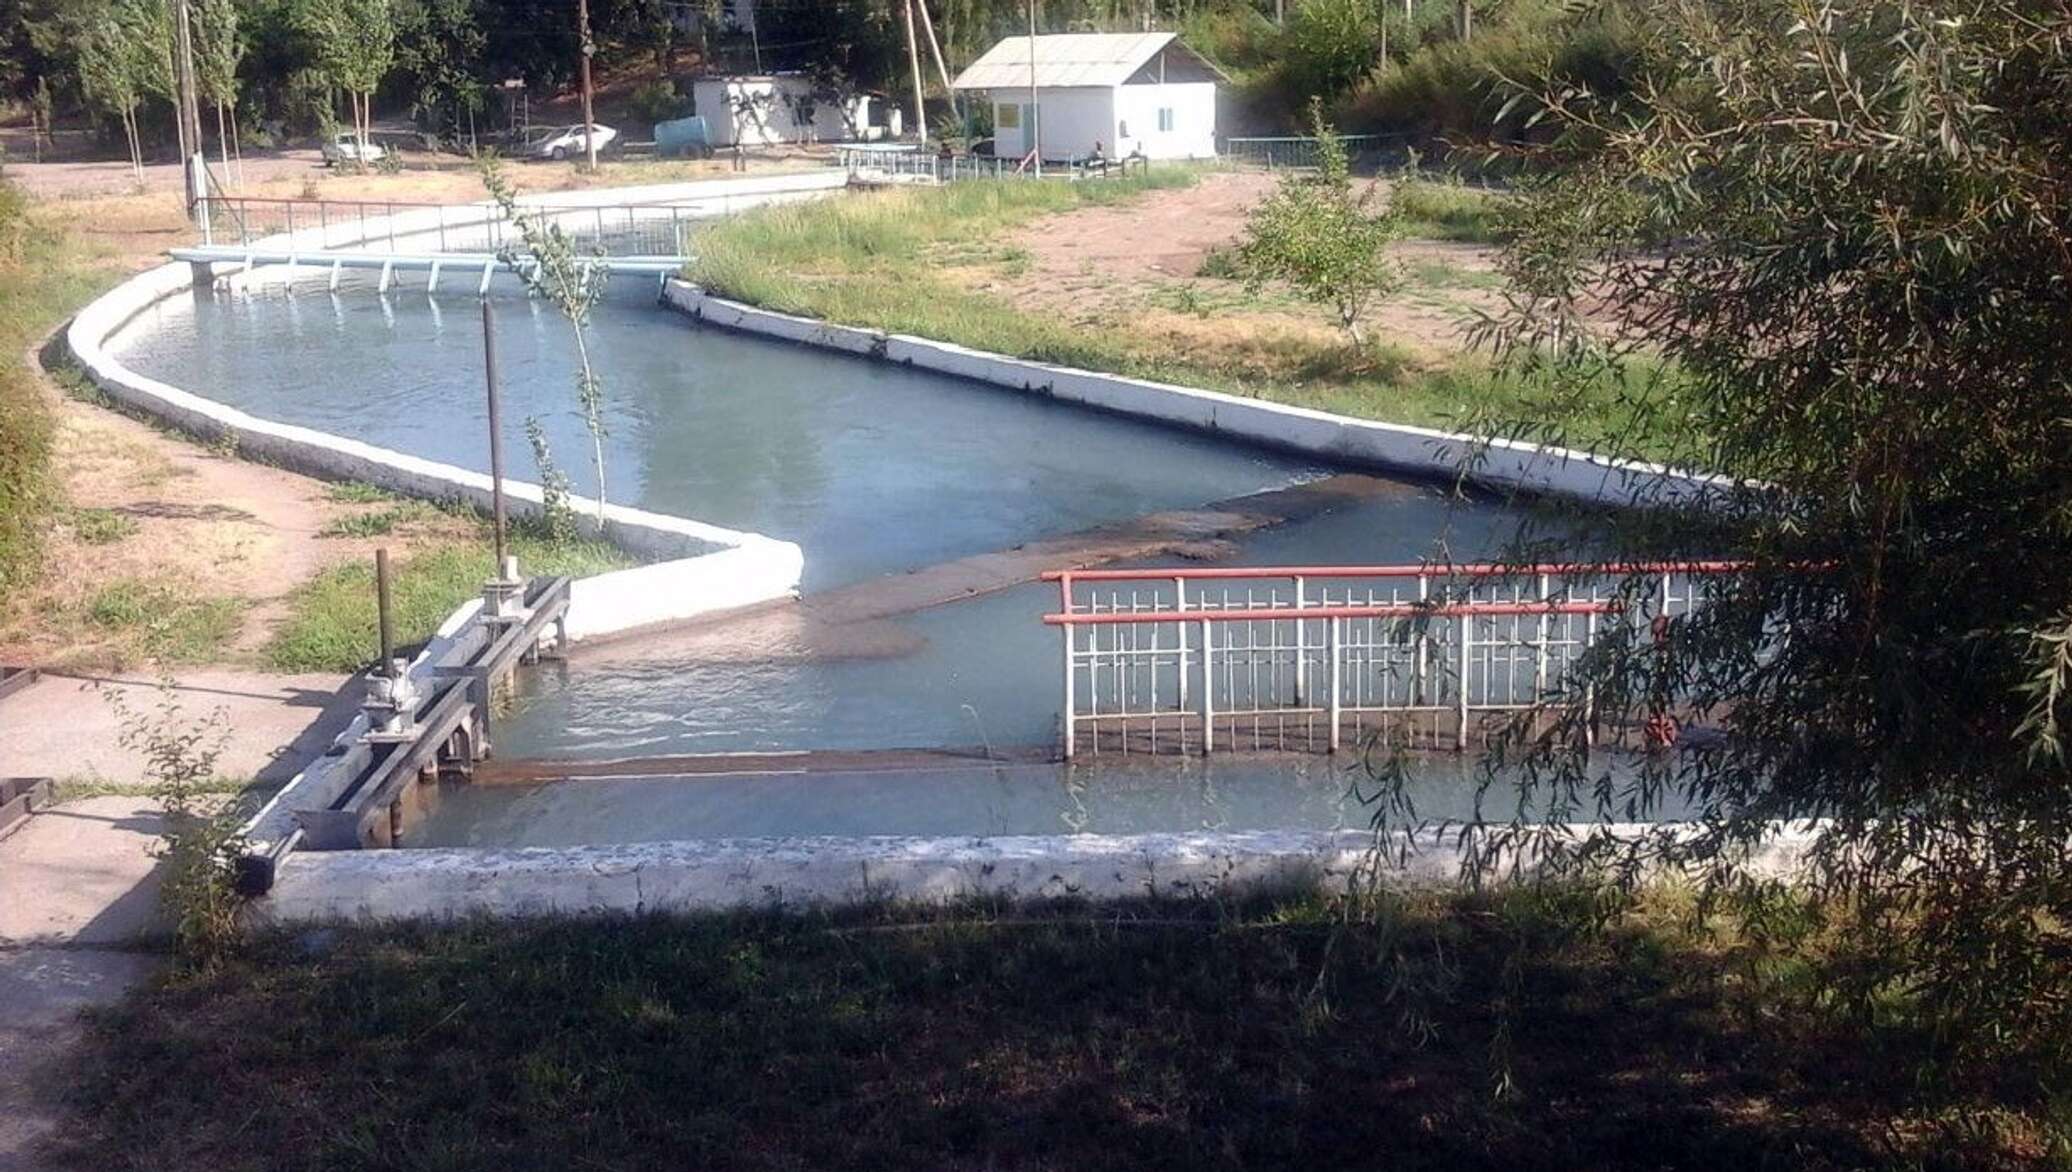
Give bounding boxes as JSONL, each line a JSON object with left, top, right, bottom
{"left": 951, "top": 32, "right": 1190, "bottom": 90}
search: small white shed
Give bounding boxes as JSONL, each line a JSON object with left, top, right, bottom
{"left": 950, "top": 33, "right": 1222, "bottom": 162}
{"left": 690, "top": 74, "right": 900, "bottom": 147}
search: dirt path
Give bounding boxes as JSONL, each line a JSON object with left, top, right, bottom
{"left": 973, "top": 170, "right": 1509, "bottom": 362}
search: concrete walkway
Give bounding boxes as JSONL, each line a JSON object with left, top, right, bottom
{"left": 0, "top": 669, "right": 362, "bottom": 1170}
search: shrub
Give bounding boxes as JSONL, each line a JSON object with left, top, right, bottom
{"left": 628, "top": 79, "right": 686, "bottom": 125}
{"left": 1280, "top": 0, "right": 1383, "bottom": 104}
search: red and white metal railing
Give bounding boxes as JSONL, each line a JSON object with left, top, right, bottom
{"left": 1041, "top": 562, "right": 1744, "bottom": 758}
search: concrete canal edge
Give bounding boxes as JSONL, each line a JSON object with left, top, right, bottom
{"left": 259, "top": 825, "right": 1822, "bottom": 921}
{"left": 660, "top": 280, "right": 1737, "bottom": 507}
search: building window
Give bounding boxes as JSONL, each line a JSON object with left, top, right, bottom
{"left": 1157, "top": 107, "right": 1175, "bottom": 132}
{"left": 996, "top": 102, "right": 1020, "bottom": 130}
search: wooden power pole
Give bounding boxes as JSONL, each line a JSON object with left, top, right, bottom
{"left": 578, "top": 0, "right": 598, "bottom": 170}
{"left": 902, "top": 0, "right": 928, "bottom": 144}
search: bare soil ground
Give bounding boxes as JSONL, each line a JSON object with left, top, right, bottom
{"left": 970, "top": 170, "right": 1509, "bottom": 367}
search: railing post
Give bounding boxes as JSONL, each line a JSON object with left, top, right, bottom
{"left": 1200, "top": 617, "right": 1215, "bottom": 755}
{"left": 1328, "top": 616, "right": 1343, "bottom": 753}
{"left": 1061, "top": 620, "right": 1076, "bottom": 760}
{"left": 1292, "top": 574, "right": 1308, "bottom": 706}
{"left": 1174, "top": 577, "right": 1189, "bottom": 710}
{"left": 1456, "top": 610, "right": 1472, "bottom": 751}
{"left": 1535, "top": 571, "right": 1550, "bottom": 701}
{"left": 1583, "top": 610, "right": 1599, "bottom": 748}
{"left": 1414, "top": 573, "right": 1430, "bottom": 706}
{"left": 1059, "top": 573, "right": 1076, "bottom": 759}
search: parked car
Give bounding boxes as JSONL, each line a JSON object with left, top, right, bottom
{"left": 531, "top": 123, "right": 618, "bottom": 161}
{"left": 321, "top": 133, "right": 387, "bottom": 166}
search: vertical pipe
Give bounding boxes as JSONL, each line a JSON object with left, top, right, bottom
{"left": 481, "top": 299, "right": 509, "bottom": 574}
{"left": 1327, "top": 616, "right": 1343, "bottom": 753}
{"left": 1456, "top": 610, "right": 1472, "bottom": 750}
{"left": 1174, "top": 577, "right": 1189, "bottom": 709}
{"left": 1200, "top": 616, "right": 1215, "bottom": 754}
{"left": 375, "top": 547, "right": 396, "bottom": 674}
{"left": 1583, "top": 610, "right": 1598, "bottom": 748}
{"left": 1059, "top": 572, "right": 1075, "bottom": 759}
{"left": 1292, "top": 574, "right": 1307, "bottom": 706}
{"left": 1535, "top": 571, "right": 1550, "bottom": 700}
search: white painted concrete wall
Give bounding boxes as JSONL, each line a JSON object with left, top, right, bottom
{"left": 258, "top": 824, "right": 1822, "bottom": 921}
{"left": 692, "top": 77, "right": 883, "bottom": 146}
{"left": 1113, "top": 81, "right": 1216, "bottom": 160}
{"left": 662, "top": 280, "right": 1732, "bottom": 506}
{"left": 996, "top": 86, "right": 1113, "bottom": 160}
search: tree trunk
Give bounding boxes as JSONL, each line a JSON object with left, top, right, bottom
{"left": 229, "top": 103, "right": 244, "bottom": 186}
{"left": 215, "top": 101, "right": 231, "bottom": 186}
{"left": 123, "top": 107, "right": 143, "bottom": 183}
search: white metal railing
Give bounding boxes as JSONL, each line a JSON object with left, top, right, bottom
{"left": 1222, "top": 134, "right": 1403, "bottom": 170}
{"left": 196, "top": 195, "right": 704, "bottom": 259}
{"left": 1043, "top": 562, "right": 1743, "bottom": 758}
{"left": 833, "top": 146, "right": 1150, "bottom": 184}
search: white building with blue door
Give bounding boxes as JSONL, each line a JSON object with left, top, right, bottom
{"left": 950, "top": 33, "right": 1222, "bottom": 163}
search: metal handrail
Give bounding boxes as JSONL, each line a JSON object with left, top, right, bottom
{"left": 1045, "top": 561, "right": 1742, "bottom": 758}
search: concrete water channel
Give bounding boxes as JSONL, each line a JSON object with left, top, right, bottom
{"left": 106, "top": 277, "right": 1537, "bottom": 845}
{"left": 62, "top": 173, "right": 1752, "bottom": 916}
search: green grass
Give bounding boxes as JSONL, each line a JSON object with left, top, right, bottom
{"left": 68, "top": 506, "right": 139, "bottom": 545}
{"left": 76, "top": 577, "right": 246, "bottom": 663}
{"left": 0, "top": 180, "right": 129, "bottom": 593}
{"left": 688, "top": 174, "right": 1671, "bottom": 459}
{"left": 316, "top": 502, "right": 436, "bottom": 539}
{"left": 323, "top": 481, "right": 397, "bottom": 504}
{"left": 265, "top": 531, "right": 634, "bottom": 672}
{"left": 48, "top": 890, "right": 2059, "bottom": 1171}
{"left": 1392, "top": 175, "right": 1510, "bottom": 244}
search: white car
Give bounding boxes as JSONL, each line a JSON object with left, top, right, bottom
{"left": 531, "top": 124, "right": 618, "bottom": 161}
{"left": 322, "top": 133, "right": 387, "bottom": 165}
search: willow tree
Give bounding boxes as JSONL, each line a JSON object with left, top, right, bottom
{"left": 1403, "top": 0, "right": 2072, "bottom": 1079}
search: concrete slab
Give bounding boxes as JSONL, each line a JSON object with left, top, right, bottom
{"left": 0, "top": 947, "right": 159, "bottom": 1172}
{"left": 0, "top": 669, "right": 353, "bottom": 788}
{"left": 0, "top": 797, "right": 166, "bottom": 947}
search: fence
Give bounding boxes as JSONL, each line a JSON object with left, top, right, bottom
{"left": 832, "top": 145, "right": 1152, "bottom": 185}
{"left": 1044, "top": 562, "right": 1742, "bottom": 758}
{"left": 197, "top": 196, "right": 706, "bottom": 258}
{"left": 1221, "top": 134, "right": 1411, "bottom": 171}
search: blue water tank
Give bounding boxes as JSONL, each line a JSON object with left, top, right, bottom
{"left": 655, "top": 116, "right": 713, "bottom": 158}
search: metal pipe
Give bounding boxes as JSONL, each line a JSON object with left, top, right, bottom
{"left": 481, "top": 299, "right": 508, "bottom": 572}
{"left": 375, "top": 547, "right": 395, "bottom": 674}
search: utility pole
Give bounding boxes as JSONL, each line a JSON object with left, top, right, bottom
{"left": 172, "top": 0, "right": 206, "bottom": 218}
{"left": 578, "top": 0, "right": 598, "bottom": 170}
{"left": 902, "top": 0, "right": 928, "bottom": 144}
{"left": 914, "top": 0, "right": 958, "bottom": 134}
{"left": 1027, "top": 0, "right": 1041, "bottom": 176}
